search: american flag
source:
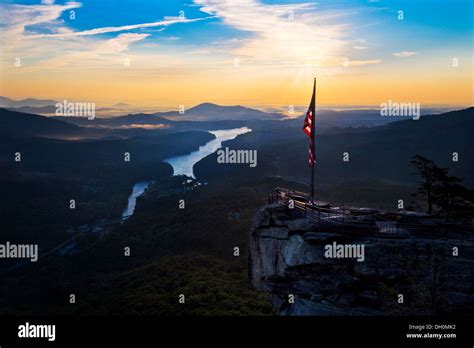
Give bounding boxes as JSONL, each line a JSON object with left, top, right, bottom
{"left": 303, "top": 82, "right": 316, "bottom": 166}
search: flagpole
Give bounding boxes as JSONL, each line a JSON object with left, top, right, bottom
{"left": 310, "top": 77, "right": 316, "bottom": 203}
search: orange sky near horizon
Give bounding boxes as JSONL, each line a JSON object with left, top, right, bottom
{"left": 1, "top": 1, "right": 472, "bottom": 109}
{"left": 2, "top": 61, "right": 472, "bottom": 109}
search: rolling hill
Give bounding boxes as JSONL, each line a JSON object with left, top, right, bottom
{"left": 53, "top": 113, "right": 173, "bottom": 128}
{"left": 0, "top": 108, "right": 83, "bottom": 138}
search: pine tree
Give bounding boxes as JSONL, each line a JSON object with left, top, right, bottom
{"left": 432, "top": 166, "right": 473, "bottom": 219}
{"left": 410, "top": 155, "right": 437, "bottom": 214}
{"left": 411, "top": 155, "right": 474, "bottom": 219}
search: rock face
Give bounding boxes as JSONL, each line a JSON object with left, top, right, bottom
{"left": 249, "top": 204, "right": 474, "bottom": 316}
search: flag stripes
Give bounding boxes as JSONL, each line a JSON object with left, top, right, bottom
{"left": 303, "top": 82, "right": 316, "bottom": 166}
{"left": 303, "top": 110, "right": 312, "bottom": 137}
{"left": 308, "top": 138, "right": 315, "bottom": 165}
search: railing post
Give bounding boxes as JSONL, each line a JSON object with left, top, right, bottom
{"left": 318, "top": 205, "right": 321, "bottom": 224}
{"left": 342, "top": 203, "right": 345, "bottom": 233}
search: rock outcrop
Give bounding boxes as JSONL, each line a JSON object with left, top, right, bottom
{"left": 249, "top": 203, "right": 474, "bottom": 316}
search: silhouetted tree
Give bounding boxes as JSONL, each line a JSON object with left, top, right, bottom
{"left": 411, "top": 155, "right": 474, "bottom": 219}
{"left": 410, "top": 155, "right": 437, "bottom": 214}
{"left": 431, "top": 166, "right": 473, "bottom": 219}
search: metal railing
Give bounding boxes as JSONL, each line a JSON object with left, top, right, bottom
{"left": 268, "top": 187, "right": 474, "bottom": 238}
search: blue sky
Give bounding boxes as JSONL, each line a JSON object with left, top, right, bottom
{"left": 0, "top": 0, "right": 472, "bottom": 106}
{"left": 5, "top": 0, "right": 472, "bottom": 55}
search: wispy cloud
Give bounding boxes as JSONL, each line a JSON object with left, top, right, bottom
{"left": 0, "top": 1, "right": 82, "bottom": 37}
{"left": 0, "top": 1, "right": 208, "bottom": 72}
{"left": 393, "top": 51, "right": 419, "bottom": 57}
{"left": 193, "top": 0, "right": 352, "bottom": 67}
{"left": 20, "top": 33, "right": 150, "bottom": 71}
{"left": 347, "top": 59, "right": 381, "bottom": 66}
{"left": 29, "top": 17, "right": 212, "bottom": 38}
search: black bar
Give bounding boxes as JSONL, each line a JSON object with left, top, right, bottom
{"left": 0, "top": 316, "right": 471, "bottom": 345}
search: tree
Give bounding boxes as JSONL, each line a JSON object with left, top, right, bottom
{"left": 411, "top": 155, "right": 474, "bottom": 219}
{"left": 431, "top": 166, "right": 473, "bottom": 219}
{"left": 410, "top": 155, "right": 437, "bottom": 214}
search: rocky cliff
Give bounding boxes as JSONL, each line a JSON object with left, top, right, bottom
{"left": 249, "top": 203, "right": 474, "bottom": 316}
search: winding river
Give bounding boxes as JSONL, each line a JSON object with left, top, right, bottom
{"left": 121, "top": 181, "right": 153, "bottom": 219}
{"left": 163, "top": 127, "right": 251, "bottom": 178}
{"left": 121, "top": 127, "right": 252, "bottom": 219}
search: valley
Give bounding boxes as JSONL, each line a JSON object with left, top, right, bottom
{"left": 0, "top": 104, "right": 472, "bottom": 316}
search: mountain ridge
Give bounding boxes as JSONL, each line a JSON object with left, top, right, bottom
{"left": 0, "top": 107, "right": 82, "bottom": 138}
{"left": 0, "top": 96, "right": 58, "bottom": 108}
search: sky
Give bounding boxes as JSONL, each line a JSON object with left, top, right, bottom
{"left": 0, "top": 0, "right": 472, "bottom": 108}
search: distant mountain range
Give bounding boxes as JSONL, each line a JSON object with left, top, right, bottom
{"left": 161, "top": 102, "right": 284, "bottom": 121}
{"left": 2, "top": 96, "right": 469, "bottom": 130}
{"left": 0, "top": 96, "right": 57, "bottom": 108}
{"left": 48, "top": 103, "right": 284, "bottom": 127}
{"left": 1, "top": 97, "right": 286, "bottom": 122}
{"left": 7, "top": 105, "right": 58, "bottom": 114}
{"left": 194, "top": 107, "right": 474, "bottom": 187}
{"left": 53, "top": 113, "right": 172, "bottom": 127}
{"left": 51, "top": 103, "right": 435, "bottom": 128}
{"left": 0, "top": 97, "right": 139, "bottom": 117}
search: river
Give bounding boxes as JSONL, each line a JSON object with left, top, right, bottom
{"left": 163, "top": 127, "right": 251, "bottom": 178}
{"left": 121, "top": 127, "right": 252, "bottom": 219}
{"left": 121, "top": 181, "right": 153, "bottom": 219}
